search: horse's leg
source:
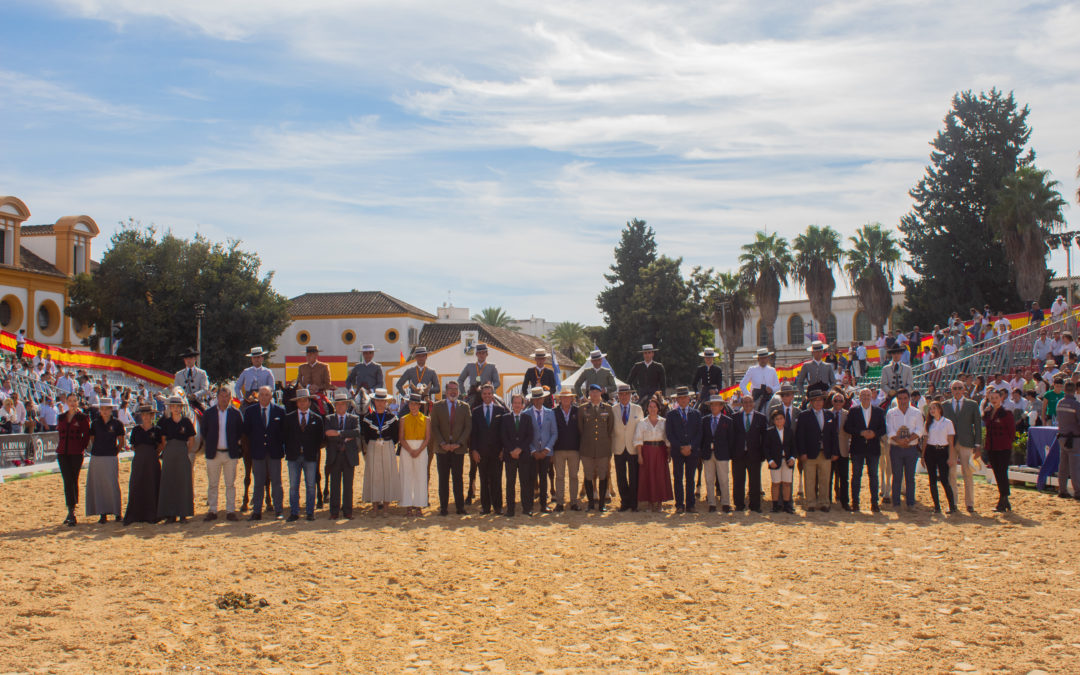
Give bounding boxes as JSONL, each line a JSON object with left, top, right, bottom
{"left": 466, "top": 457, "right": 477, "bottom": 504}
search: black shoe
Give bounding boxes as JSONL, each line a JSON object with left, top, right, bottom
{"left": 465, "top": 495, "right": 474, "bottom": 505}
{"left": 882, "top": 497, "right": 891, "bottom": 505}
{"left": 841, "top": 503, "right": 852, "bottom": 512}
{"left": 570, "top": 504, "right": 582, "bottom": 511}
{"left": 967, "top": 506, "right": 975, "bottom": 513}
{"left": 504, "top": 509, "right": 515, "bottom": 517}
{"left": 709, "top": 505, "right": 717, "bottom": 513}
{"left": 618, "top": 505, "right": 630, "bottom": 512}
{"left": 751, "top": 507, "right": 762, "bottom": 513}
{"left": 821, "top": 506, "right": 831, "bottom": 513}
{"left": 330, "top": 511, "right": 339, "bottom": 519}
{"left": 286, "top": 514, "right": 300, "bottom": 522}
{"left": 98, "top": 515, "right": 108, "bottom": 524}
{"left": 522, "top": 510, "right": 534, "bottom": 517}
{"left": 685, "top": 506, "right": 696, "bottom": 513}
{"left": 771, "top": 502, "right": 781, "bottom": 513}
{"left": 555, "top": 504, "right": 564, "bottom": 512}
{"left": 806, "top": 507, "right": 815, "bottom": 513}
{"left": 481, "top": 508, "right": 492, "bottom": 515}
{"left": 456, "top": 507, "right": 467, "bottom": 515}
{"left": 226, "top": 513, "right": 239, "bottom": 521}
{"left": 947, "top": 507, "right": 958, "bottom": 514}
{"left": 586, "top": 501, "right": 595, "bottom": 511}
{"left": 275, "top": 512, "right": 284, "bottom": 520}
{"left": 306, "top": 514, "right": 315, "bottom": 521}
{"left": 249, "top": 513, "right": 262, "bottom": 521}
{"left": 871, "top": 504, "right": 881, "bottom": 513}
{"left": 783, "top": 502, "right": 795, "bottom": 514}
{"left": 1058, "top": 492, "right": 1071, "bottom": 499}
{"left": 439, "top": 508, "right": 449, "bottom": 516}
{"left": 933, "top": 506, "right": 942, "bottom": 513}
{"left": 204, "top": 512, "right": 218, "bottom": 522}
{"left": 851, "top": 502, "right": 860, "bottom": 512}
{"left": 178, "top": 517, "right": 187, "bottom": 523}
{"left": 722, "top": 506, "right": 731, "bottom": 513}
{"left": 675, "top": 506, "right": 685, "bottom": 514}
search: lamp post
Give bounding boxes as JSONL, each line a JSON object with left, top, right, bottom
{"left": 194, "top": 303, "right": 206, "bottom": 368}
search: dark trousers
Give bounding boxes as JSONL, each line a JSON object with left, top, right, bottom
{"left": 57, "top": 454, "right": 84, "bottom": 510}
{"left": 325, "top": 455, "right": 355, "bottom": 516}
{"left": 614, "top": 450, "right": 639, "bottom": 510}
{"left": 534, "top": 455, "right": 552, "bottom": 508}
{"left": 988, "top": 449, "right": 1011, "bottom": 504}
{"left": 436, "top": 452, "right": 465, "bottom": 511}
{"left": 732, "top": 454, "right": 763, "bottom": 510}
{"left": 924, "top": 446, "right": 955, "bottom": 510}
{"left": 831, "top": 455, "right": 850, "bottom": 506}
{"left": 671, "top": 453, "right": 698, "bottom": 508}
{"left": 478, "top": 453, "right": 503, "bottom": 512}
{"left": 252, "top": 457, "right": 283, "bottom": 515}
{"left": 850, "top": 454, "right": 879, "bottom": 506}
{"left": 504, "top": 456, "right": 537, "bottom": 514}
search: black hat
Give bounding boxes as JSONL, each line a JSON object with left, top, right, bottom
{"left": 887, "top": 344, "right": 905, "bottom": 354}
{"left": 178, "top": 347, "right": 199, "bottom": 359}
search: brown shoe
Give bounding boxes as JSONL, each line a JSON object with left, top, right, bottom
{"left": 225, "top": 512, "right": 239, "bottom": 522}
{"left": 203, "top": 512, "right": 218, "bottom": 522}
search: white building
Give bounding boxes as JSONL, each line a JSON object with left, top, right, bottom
{"left": 509, "top": 315, "right": 558, "bottom": 339}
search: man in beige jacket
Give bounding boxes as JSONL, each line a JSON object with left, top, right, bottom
{"left": 610, "top": 384, "right": 643, "bottom": 511}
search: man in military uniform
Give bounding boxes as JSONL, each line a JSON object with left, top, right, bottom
{"left": 576, "top": 349, "right": 617, "bottom": 400}
{"left": 521, "top": 349, "right": 557, "bottom": 408}
{"left": 396, "top": 346, "right": 441, "bottom": 398}
{"left": 173, "top": 346, "right": 209, "bottom": 406}
{"left": 739, "top": 348, "right": 780, "bottom": 413}
{"left": 627, "top": 344, "right": 666, "bottom": 402}
{"left": 458, "top": 343, "right": 500, "bottom": 398}
{"left": 345, "top": 343, "right": 382, "bottom": 397}
{"left": 691, "top": 347, "right": 724, "bottom": 403}
{"left": 296, "top": 345, "right": 332, "bottom": 395}
{"left": 796, "top": 340, "right": 835, "bottom": 396}
{"left": 577, "top": 384, "right": 615, "bottom": 511}
{"left": 234, "top": 346, "right": 275, "bottom": 405}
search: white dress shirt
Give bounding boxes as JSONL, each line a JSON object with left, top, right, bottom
{"left": 925, "top": 417, "right": 955, "bottom": 446}
{"left": 886, "top": 405, "right": 925, "bottom": 444}
{"left": 217, "top": 406, "right": 230, "bottom": 450}
{"left": 739, "top": 365, "right": 780, "bottom": 395}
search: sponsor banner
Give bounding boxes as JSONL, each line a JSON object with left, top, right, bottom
{"left": 0, "top": 432, "right": 60, "bottom": 469}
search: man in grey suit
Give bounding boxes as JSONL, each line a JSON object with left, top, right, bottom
{"left": 345, "top": 344, "right": 383, "bottom": 398}
{"left": 879, "top": 345, "right": 914, "bottom": 393}
{"left": 396, "top": 347, "right": 441, "bottom": 397}
{"left": 941, "top": 379, "right": 982, "bottom": 513}
{"left": 173, "top": 347, "right": 209, "bottom": 405}
{"left": 457, "top": 343, "right": 500, "bottom": 396}
{"left": 323, "top": 391, "right": 361, "bottom": 519}
{"left": 796, "top": 341, "right": 835, "bottom": 395}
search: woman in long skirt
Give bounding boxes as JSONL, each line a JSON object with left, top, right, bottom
{"left": 360, "top": 388, "right": 400, "bottom": 515}
{"left": 157, "top": 395, "right": 198, "bottom": 523}
{"left": 85, "top": 399, "right": 127, "bottom": 523}
{"left": 398, "top": 394, "right": 430, "bottom": 516}
{"left": 56, "top": 393, "right": 91, "bottom": 526}
{"left": 123, "top": 404, "right": 163, "bottom": 525}
{"left": 634, "top": 395, "right": 673, "bottom": 512}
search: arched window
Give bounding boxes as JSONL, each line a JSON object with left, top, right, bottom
{"left": 757, "top": 320, "right": 769, "bottom": 347}
{"left": 788, "top": 315, "right": 804, "bottom": 345}
{"left": 825, "top": 314, "right": 838, "bottom": 343}
{"left": 854, "top": 311, "right": 872, "bottom": 342}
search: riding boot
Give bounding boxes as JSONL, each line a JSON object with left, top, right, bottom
{"left": 584, "top": 481, "right": 596, "bottom": 510}
{"left": 598, "top": 480, "right": 609, "bottom": 512}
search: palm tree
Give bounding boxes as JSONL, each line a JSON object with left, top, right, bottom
{"left": 548, "top": 321, "right": 590, "bottom": 363}
{"left": 471, "top": 306, "right": 518, "bottom": 330}
{"left": 793, "top": 225, "right": 843, "bottom": 340}
{"left": 989, "top": 167, "right": 1067, "bottom": 302}
{"left": 845, "top": 223, "right": 902, "bottom": 336}
{"left": 739, "top": 231, "right": 793, "bottom": 355}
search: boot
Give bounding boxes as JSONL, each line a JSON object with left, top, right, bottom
{"left": 771, "top": 501, "right": 781, "bottom": 513}
{"left": 598, "top": 480, "right": 609, "bottom": 512}
{"left": 784, "top": 500, "right": 795, "bottom": 514}
{"left": 584, "top": 482, "right": 596, "bottom": 511}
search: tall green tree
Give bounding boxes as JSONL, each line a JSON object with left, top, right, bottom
{"left": 846, "top": 223, "right": 902, "bottom": 336}
{"left": 471, "top": 306, "right": 518, "bottom": 330}
{"left": 690, "top": 267, "right": 752, "bottom": 386}
{"left": 989, "top": 167, "right": 1067, "bottom": 302}
{"left": 899, "top": 89, "right": 1035, "bottom": 324}
{"left": 66, "top": 222, "right": 291, "bottom": 381}
{"left": 739, "top": 231, "right": 792, "bottom": 354}
{"left": 597, "top": 219, "right": 658, "bottom": 377}
{"left": 548, "top": 321, "right": 590, "bottom": 363}
{"left": 792, "top": 225, "right": 843, "bottom": 338}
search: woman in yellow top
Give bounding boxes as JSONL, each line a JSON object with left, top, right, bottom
{"left": 398, "top": 394, "right": 431, "bottom": 516}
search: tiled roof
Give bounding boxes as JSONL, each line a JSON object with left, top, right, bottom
{"left": 289, "top": 291, "right": 435, "bottom": 319}
{"left": 20, "top": 224, "right": 54, "bottom": 236}
{"left": 2, "top": 246, "right": 66, "bottom": 277}
{"left": 415, "top": 322, "right": 577, "bottom": 369}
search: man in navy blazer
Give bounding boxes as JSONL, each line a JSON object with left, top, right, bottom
{"left": 666, "top": 386, "right": 703, "bottom": 512}
{"left": 700, "top": 395, "right": 735, "bottom": 512}
{"left": 283, "top": 389, "right": 325, "bottom": 521}
{"left": 202, "top": 385, "right": 245, "bottom": 521}
{"left": 843, "top": 388, "right": 888, "bottom": 512}
{"left": 796, "top": 388, "right": 839, "bottom": 512}
{"left": 731, "top": 394, "right": 768, "bottom": 512}
{"left": 471, "top": 384, "right": 507, "bottom": 514}
{"left": 499, "top": 393, "right": 535, "bottom": 516}
{"left": 241, "top": 385, "right": 286, "bottom": 520}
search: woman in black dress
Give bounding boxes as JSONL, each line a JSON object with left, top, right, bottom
{"left": 157, "top": 395, "right": 197, "bottom": 523}
{"left": 123, "top": 404, "right": 163, "bottom": 525}
{"left": 85, "top": 399, "right": 127, "bottom": 524}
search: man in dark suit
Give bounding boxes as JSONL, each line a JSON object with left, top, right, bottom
{"left": 843, "top": 387, "right": 888, "bottom": 512}
{"left": 430, "top": 381, "right": 473, "bottom": 515}
{"left": 241, "top": 385, "right": 287, "bottom": 520}
{"left": 499, "top": 393, "right": 535, "bottom": 516}
{"left": 323, "top": 391, "right": 361, "bottom": 519}
{"left": 666, "top": 386, "right": 703, "bottom": 513}
{"left": 691, "top": 348, "right": 724, "bottom": 403}
{"left": 700, "top": 394, "right": 735, "bottom": 512}
{"left": 627, "top": 344, "right": 667, "bottom": 402}
{"left": 283, "top": 389, "right": 324, "bottom": 521}
{"left": 552, "top": 388, "right": 582, "bottom": 511}
{"left": 731, "top": 394, "right": 767, "bottom": 512}
{"left": 471, "top": 384, "right": 507, "bottom": 514}
{"left": 796, "top": 388, "right": 839, "bottom": 512}
{"left": 202, "top": 385, "right": 244, "bottom": 521}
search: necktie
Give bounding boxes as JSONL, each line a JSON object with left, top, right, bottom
{"left": 711, "top": 416, "right": 718, "bottom": 433}
{"left": 623, "top": 405, "right": 629, "bottom": 425}
{"left": 339, "top": 415, "right": 344, "bottom": 429}
{"left": 681, "top": 408, "right": 687, "bottom": 422}
{"left": 301, "top": 413, "right": 307, "bottom": 429}
{"left": 744, "top": 414, "right": 750, "bottom": 431}
{"left": 514, "top": 414, "right": 520, "bottom": 430}
{"left": 486, "top": 405, "right": 491, "bottom": 424}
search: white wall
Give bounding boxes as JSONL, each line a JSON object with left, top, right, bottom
{"left": 269, "top": 315, "right": 431, "bottom": 376}
{"left": 385, "top": 342, "right": 535, "bottom": 399}
{"left": 20, "top": 236, "right": 56, "bottom": 265}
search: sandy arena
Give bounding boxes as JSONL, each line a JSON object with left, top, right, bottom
{"left": 1, "top": 462, "right": 1078, "bottom": 674}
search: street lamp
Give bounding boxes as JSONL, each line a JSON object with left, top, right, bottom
{"left": 194, "top": 303, "right": 206, "bottom": 368}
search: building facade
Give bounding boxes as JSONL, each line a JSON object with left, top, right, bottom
{"left": 0, "top": 196, "right": 99, "bottom": 348}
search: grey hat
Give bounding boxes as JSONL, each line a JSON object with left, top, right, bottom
{"left": 641, "top": 344, "right": 657, "bottom": 352}
{"left": 246, "top": 346, "right": 267, "bottom": 357}
{"left": 616, "top": 384, "right": 631, "bottom": 393}
{"left": 360, "top": 343, "right": 376, "bottom": 352}
{"left": 675, "top": 386, "right": 690, "bottom": 397}
{"left": 708, "top": 395, "right": 725, "bottom": 405}
{"left": 294, "top": 388, "right": 312, "bottom": 399}
{"left": 333, "top": 391, "right": 350, "bottom": 402}
{"left": 165, "top": 396, "right": 184, "bottom": 406}
{"left": 779, "top": 382, "right": 795, "bottom": 394}
{"left": 413, "top": 347, "right": 429, "bottom": 357}
{"left": 99, "top": 398, "right": 116, "bottom": 408}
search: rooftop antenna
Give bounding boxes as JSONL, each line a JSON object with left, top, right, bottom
{"left": 447, "top": 289, "right": 453, "bottom": 307}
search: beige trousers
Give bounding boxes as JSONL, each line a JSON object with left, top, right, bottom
{"left": 553, "top": 450, "right": 580, "bottom": 506}
{"left": 206, "top": 453, "right": 238, "bottom": 513}
{"left": 701, "top": 457, "right": 731, "bottom": 507}
{"left": 948, "top": 445, "right": 975, "bottom": 508}
{"left": 804, "top": 455, "right": 832, "bottom": 509}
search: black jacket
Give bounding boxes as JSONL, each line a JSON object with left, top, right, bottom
{"left": 283, "top": 409, "right": 325, "bottom": 462}
{"left": 499, "top": 412, "right": 535, "bottom": 462}
{"left": 731, "top": 410, "right": 767, "bottom": 460}
{"left": 764, "top": 426, "right": 796, "bottom": 466}
{"left": 843, "top": 405, "right": 888, "bottom": 456}
{"left": 471, "top": 402, "right": 507, "bottom": 457}
{"left": 202, "top": 405, "right": 244, "bottom": 460}
{"left": 795, "top": 408, "right": 839, "bottom": 460}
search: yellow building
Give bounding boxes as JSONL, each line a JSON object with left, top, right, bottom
{"left": 0, "top": 195, "right": 98, "bottom": 347}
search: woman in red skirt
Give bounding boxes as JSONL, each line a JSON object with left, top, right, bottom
{"left": 634, "top": 394, "right": 673, "bottom": 511}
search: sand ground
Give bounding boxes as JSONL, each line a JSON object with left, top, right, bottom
{"left": 1, "top": 460, "right": 1078, "bottom": 674}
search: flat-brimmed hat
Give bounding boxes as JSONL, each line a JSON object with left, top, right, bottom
{"left": 305, "top": 345, "right": 320, "bottom": 353}
{"left": 165, "top": 396, "right": 183, "bottom": 406}
{"left": 675, "top": 386, "right": 690, "bottom": 397}
{"left": 413, "top": 347, "right": 429, "bottom": 357}
{"left": 807, "top": 387, "right": 827, "bottom": 400}
{"left": 588, "top": 349, "right": 605, "bottom": 360}
{"left": 246, "top": 346, "right": 267, "bottom": 357}
{"left": 333, "top": 391, "right": 350, "bottom": 402}
{"left": 807, "top": 340, "right": 825, "bottom": 352}
{"left": 616, "top": 384, "right": 631, "bottom": 393}
{"left": 370, "top": 388, "right": 392, "bottom": 400}
{"left": 699, "top": 347, "right": 719, "bottom": 358}
{"left": 475, "top": 343, "right": 488, "bottom": 352}
{"left": 137, "top": 403, "right": 154, "bottom": 414}
{"left": 360, "top": 343, "right": 375, "bottom": 352}
{"left": 754, "top": 348, "right": 773, "bottom": 358}
{"left": 556, "top": 386, "right": 576, "bottom": 398}
{"left": 527, "top": 386, "right": 549, "bottom": 400}
{"left": 707, "top": 395, "right": 725, "bottom": 405}
{"left": 779, "top": 382, "right": 795, "bottom": 394}
{"left": 408, "top": 393, "right": 423, "bottom": 403}
{"left": 887, "top": 344, "right": 905, "bottom": 354}
{"left": 99, "top": 398, "right": 116, "bottom": 408}
{"left": 294, "top": 388, "right": 315, "bottom": 399}
{"left": 641, "top": 344, "right": 657, "bottom": 352}
{"left": 533, "top": 348, "right": 549, "bottom": 359}
{"left": 178, "top": 347, "right": 199, "bottom": 359}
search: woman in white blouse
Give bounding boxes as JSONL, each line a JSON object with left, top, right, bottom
{"left": 633, "top": 395, "right": 673, "bottom": 512}
{"left": 922, "top": 400, "right": 958, "bottom": 513}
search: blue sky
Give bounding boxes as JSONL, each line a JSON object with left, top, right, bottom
{"left": 2, "top": 1, "right": 1078, "bottom": 324}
